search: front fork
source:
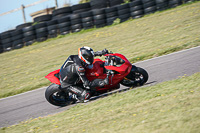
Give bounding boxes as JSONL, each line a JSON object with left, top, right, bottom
{"left": 107, "top": 70, "right": 115, "bottom": 85}
{"left": 131, "top": 65, "right": 137, "bottom": 72}
{"left": 123, "top": 65, "right": 137, "bottom": 80}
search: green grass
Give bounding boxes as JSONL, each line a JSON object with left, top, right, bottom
{"left": 0, "top": 2, "right": 200, "bottom": 98}
{"left": 1, "top": 72, "right": 200, "bottom": 132}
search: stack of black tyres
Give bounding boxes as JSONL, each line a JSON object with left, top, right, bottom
{"left": 81, "top": 11, "right": 94, "bottom": 29}
{"left": 57, "top": 16, "right": 71, "bottom": 35}
{"left": 72, "top": 3, "right": 91, "bottom": 14}
{"left": 142, "top": 0, "right": 157, "bottom": 14}
{"left": 183, "top": 0, "right": 194, "bottom": 3}
{"left": 168, "top": 0, "right": 182, "bottom": 8}
{"left": 35, "top": 22, "right": 48, "bottom": 42}
{"left": 47, "top": 19, "right": 58, "bottom": 38}
{"left": 33, "top": 14, "right": 52, "bottom": 23}
{"left": 129, "top": 0, "right": 144, "bottom": 19}
{"left": 90, "top": 0, "right": 109, "bottom": 9}
{"left": 0, "top": 37, "right": 2, "bottom": 53}
{"left": 156, "top": 0, "right": 169, "bottom": 11}
{"left": 93, "top": 8, "right": 106, "bottom": 28}
{"left": 105, "top": 6, "right": 118, "bottom": 25}
{"left": 70, "top": 14, "right": 82, "bottom": 33}
{"left": 117, "top": 3, "right": 130, "bottom": 23}
{"left": 109, "top": 0, "right": 124, "bottom": 7}
{"left": 11, "top": 29, "right": 24, "bottom": 49}
{"left": 52, "top": 7, "right": 72, "bottom": 19}
{"left": 0, "top": 30, "right": 14, "bottom": 52}
{"left": 16, "top": 23, "right": 32, "bottom": 31}
{"left": 22, "top": 25, "right": 36, "bottom": 46}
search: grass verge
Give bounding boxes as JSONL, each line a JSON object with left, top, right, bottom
{"left": 0, "top": 2, "right": 200, "bottom": 98}
{"left": 1, "top": 72, "right": 200, "bottom": 132}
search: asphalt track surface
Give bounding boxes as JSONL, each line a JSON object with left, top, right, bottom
{"left": 0, "top": 46, "right": 200, "bottom": 128}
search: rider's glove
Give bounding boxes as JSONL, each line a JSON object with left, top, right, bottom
{"left": 101, "top": 49, "right": 108, "bottom": 55}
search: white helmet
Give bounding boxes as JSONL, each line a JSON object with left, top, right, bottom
{"left": 78, "top": 46, "right": 94, "bottom": 65}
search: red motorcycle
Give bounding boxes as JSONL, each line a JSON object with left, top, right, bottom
{"left": 45, "top": 52, "right": 148, "bottom": 106}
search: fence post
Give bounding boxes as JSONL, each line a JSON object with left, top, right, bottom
{"left": 55, "top": 0, "right": 58, "bottom": 8}
{"left": 21, "top": 4, "right": 26, "bottom": 23}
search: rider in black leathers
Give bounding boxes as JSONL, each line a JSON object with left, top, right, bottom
{"left": 59, "top": 46, "right": 109, "bottom": 102}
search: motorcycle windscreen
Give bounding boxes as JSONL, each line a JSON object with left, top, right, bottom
{"left": 45, "top": 69, "right": 61, "bottom": 85}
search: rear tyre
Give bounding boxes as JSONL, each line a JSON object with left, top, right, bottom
{"left": 45, "top": 84, "right": 70, "bottom": 106}
{"left": 120, "top": 67, "right": 148, "bottom": 87}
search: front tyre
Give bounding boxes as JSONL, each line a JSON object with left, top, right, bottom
{"left": 45, "top": 84, "right": 69, "bottom": 106}
{"left": 121, "top": 67, "right": 148, "bottom": 87}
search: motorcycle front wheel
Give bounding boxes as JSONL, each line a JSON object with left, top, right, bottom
{"left": 120, "top": 67, "right": 148, "bottom": 87}
{"left": 45, "top": 84, "right": 70, "bottom": 106}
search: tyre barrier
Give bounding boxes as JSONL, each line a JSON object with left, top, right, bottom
{"left": 81, "top": 11, "right": 94, "bottom": 29}
{"left": 0, "top": 38, "right": 3, "bottom": 53}
{"left": 16, "top": 22, "right": 33, "bottom": 30}
{"left": 72, "top": 2, "right": 91, "bottom": 14}
{"left": 183, "top": 0, "right": 195, "bottom": 3}
{"left": 22, "top": 25, "right": 36, "bottom": 46}
{"left": 142, "top": 0, "right": 157, "bottom": 14}
{"left": 52, "top": 6, "right": 72, "bottom": 19}
{"left": 156, "top": 0, "right": 169, "bottom": 11}
{"left": 47, "top": 19, "right": 58, "bottom": 38}
{"left": 105, "top": 6, "right": 118, "bottom": 25}
{"left": 35, "top": 22, "right": 48, "bottom": 42}
{"left": 129, "top": 0, "right": 144, "bottom": 19}
{"left": 0, "top": 0, "right": 195, "bottom": 53}
{"left": 117, "top": 3, "right": 130, "bottom": 23}
{"left": 11, "top": 29, "right": 24, "bottom": 49}
{"left": 34, "top": 14, "right": 52, "bottom": 23}
{"left": 57, "top": 16, "right": 71, "bottom": 35}
{"left": 93, "top": 8, "right": 106, "bottom": 28}
{"left": 0, "top": 30, "right": 14, "bottom": 52}
{"left": 70, "top": 14, "right": 82, "bottom": 33}
{"left": 90, "top": 0, "right": 109, "bottom": 9}
{"left": 168, "top": 0, "right": 182, "bottom": 8}
{"left": 109, "top": 0, "right": 124, "bottom": 7}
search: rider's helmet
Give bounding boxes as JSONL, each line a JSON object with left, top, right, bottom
{"left": 78, "top": 46, "right": 94, "bottom": 65}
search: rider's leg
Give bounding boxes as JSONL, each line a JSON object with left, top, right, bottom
{"left": 66, "top": 86, "right": 91, "bottom": 102}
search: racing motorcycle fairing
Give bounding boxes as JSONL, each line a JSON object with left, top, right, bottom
{"left": 45, "top": 69, "right": 61, "bottom": 85}
{"left": 45, "top": 53, "right": 132, "bottom": 93}
{"left": 85, "top": 53, "right": 132, "bottom": 92}
{"left": 103, "top": 53, "right": 132, "bottom": 76}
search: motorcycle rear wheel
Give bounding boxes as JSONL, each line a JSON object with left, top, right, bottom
{"left": 45, "top": 84, "right": 70, "bottom": 106}
{"left": 120, "top": 67, "right": 148, "bottom": 87}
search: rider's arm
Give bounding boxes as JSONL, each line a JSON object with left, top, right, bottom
{"left": 94, "top": 49, "right": 108, "bottom": 57}
{"left": 76, "top": 65, "right": 109, "bottom": 89}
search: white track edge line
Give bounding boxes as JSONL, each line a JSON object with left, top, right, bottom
{"left": 134, "top": 45, "right": 200, "bottom": 64}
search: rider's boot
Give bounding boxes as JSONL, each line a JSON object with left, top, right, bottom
{"left": 67, "top": 86, "right": 91, "bottom": 103}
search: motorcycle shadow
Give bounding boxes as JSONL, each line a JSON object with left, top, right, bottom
{"left": 90, "top": 81, "right": 156, "bottom": 102}
{"left": 57, "top": 81, "right": 157, "bottom": 107}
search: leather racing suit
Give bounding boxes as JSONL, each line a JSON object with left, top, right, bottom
{"left": 59, "top": 51, "right": 108, "bottom": 101}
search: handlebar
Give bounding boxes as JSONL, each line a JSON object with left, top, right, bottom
{"left": 104, "top": 54, "right": 125, "bottom": 67}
